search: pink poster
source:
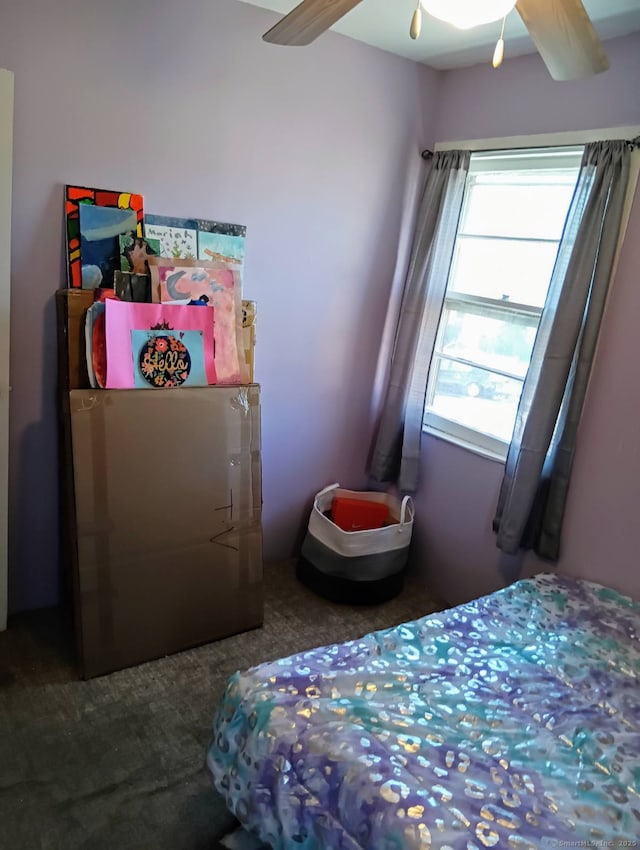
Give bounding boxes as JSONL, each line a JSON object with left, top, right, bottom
{"left": 148, "top": 258, "right": 243, "bottom": 384}
{"left": 105, "top": 300, "right": 216, "bottom": 388}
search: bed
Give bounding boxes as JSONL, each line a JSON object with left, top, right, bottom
{"left": 207, "top": 574, "right": 640, "bottom": 848}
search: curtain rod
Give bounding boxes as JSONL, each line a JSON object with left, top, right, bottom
{"left": 422, "top": 138, "right": 638, "bottom": 159}
{"left": 433, "top": 124, "right": 640, "bottom": 153}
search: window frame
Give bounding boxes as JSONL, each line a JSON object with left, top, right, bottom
{"left": 422, "top": 144, "right": 585, "bottom": 459}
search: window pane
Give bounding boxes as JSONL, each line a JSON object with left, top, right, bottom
{"left": 439, "top": 304, "right": 538, "bottom": 379}
{"left": 422, "top": 148, "right": 582, "bottom": 450}
{"left": 428, "top": 358, "right": 522, "bottom": 443}
{"left": 461, "top": 175, "right": 577, "bottom": 240}
{"left": 448, "top": 236, "right": 559, "bottom": 308}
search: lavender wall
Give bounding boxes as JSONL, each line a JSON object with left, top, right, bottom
{"left": 1, "top": 0, "right": 438, "bottom": 612}
{"left": 412, "top": 33, "right": 640, "bottom": 605}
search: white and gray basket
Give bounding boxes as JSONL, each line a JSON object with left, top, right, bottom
{"left": 297, "top": 483, "right": 414, "bottom": 604}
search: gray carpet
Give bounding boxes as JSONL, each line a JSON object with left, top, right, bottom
{"left": 0, "top": 561, "right": 441, "bottom": 850}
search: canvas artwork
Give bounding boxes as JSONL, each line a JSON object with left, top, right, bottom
{"left": 196, "top": 220, "right": 246, "bottom": 269}
{"left": 119, "top": 234, "right": 161, "bottom": 273}
{"left": 131, "top": 329, "right": 207, "bottom": 389}
{"left": 144, "top": 214, "right": 198, "bottom": 259}
{"left": 65, "top": 185, "right": 144, "bottom": 289}
{"left": 148, "top": 257, "right": 243, "bottom": 384}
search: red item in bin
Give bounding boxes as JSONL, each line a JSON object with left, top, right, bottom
{"left": 331, "top": 497, "right": 389, "bottom": 532}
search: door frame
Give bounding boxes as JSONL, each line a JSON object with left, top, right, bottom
{"left": 0, "top": 69, "right": 13, "bottom": 630}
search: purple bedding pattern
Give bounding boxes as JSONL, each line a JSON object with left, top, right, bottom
{"left": 207, "top": 574, "right": 640, "bottom": 849}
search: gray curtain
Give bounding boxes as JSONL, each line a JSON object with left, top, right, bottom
{"left": 494, "top": 140, "right": 632, "bottom": 560}
{"left": 369, "top": 150, "right": 470, "bottom": 490}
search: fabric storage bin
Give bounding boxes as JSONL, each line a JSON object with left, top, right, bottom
{"left": 297, "top": 483, "right": 414, "bottom": 604}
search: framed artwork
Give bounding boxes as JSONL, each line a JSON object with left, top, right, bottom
{"left": 64, "top": 185, "right": 144, "bottom": 289}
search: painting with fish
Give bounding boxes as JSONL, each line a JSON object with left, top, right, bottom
{"left": 196, "top": 220, "right": 246, "bottom": 269}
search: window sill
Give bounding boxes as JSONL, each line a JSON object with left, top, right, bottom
{"left": 422, "top": 423, "right": 507, "bottom": 464}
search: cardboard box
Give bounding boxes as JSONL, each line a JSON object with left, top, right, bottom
{"left": 56, "top": 288, "right": 94, "bottom": 391}
{"left": 56, "top": 289, "right": 94, "bottom": 623}
{"left": 69, "top": 385, "right": 263, "bottom": 678}
{"left": 242, "top": 300, "right": 256, "bottom": 383}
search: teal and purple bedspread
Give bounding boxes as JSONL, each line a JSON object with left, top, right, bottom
{"left": 207, "top": 575, "right": 640, "bottom": 848}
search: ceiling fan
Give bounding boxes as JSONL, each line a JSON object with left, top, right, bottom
{"left": 262, "top": 0, "right": 610, "bottom": 81}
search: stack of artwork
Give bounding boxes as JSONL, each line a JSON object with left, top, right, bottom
{"left": 64, "top": 184, "right": 250, "bottom": 389}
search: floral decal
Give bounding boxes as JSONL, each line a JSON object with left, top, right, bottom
{"left": 139, "top": 334, "right": 191, "bottom": 388}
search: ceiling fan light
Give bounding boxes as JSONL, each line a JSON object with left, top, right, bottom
{"left": 410, "top": 6, "right": 422, "bottom": 40}
{"left": 420, "top": 0, "right": 516, "bottom": 30}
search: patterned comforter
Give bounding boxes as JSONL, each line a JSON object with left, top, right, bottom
{"left": 207, "top": 574, "right": 640, "bottom": 849}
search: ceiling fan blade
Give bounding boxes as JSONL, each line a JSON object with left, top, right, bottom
{"left": 263, "top": 0, "right": 364, "bottom": 46}
{"left": 515, "top": 0, "right": 610, "bottom": 81}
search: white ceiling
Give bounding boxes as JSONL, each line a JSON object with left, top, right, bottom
{"left": 238, "top": 0, "right": 640, "bottom": 69}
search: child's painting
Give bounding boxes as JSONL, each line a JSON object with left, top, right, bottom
{"left": 148, "top": 257, "right": 243, "bottom": 384}
{"left": 153, "top": 265, "right": 235, "bottom": 304}
{"left": 144, "top": 214, "right": 198, "bottom": 259}
{"left": 196, "top": 220, "right": 246, "bottom": 269}
{"left": 65, "top": 185, "right": 144, "bottom": 289}
{"left": 119, "top": 234, "right": 160, "bottom": 273}
{"left": 131, "top": 329, "right": 207, "bottom": 389}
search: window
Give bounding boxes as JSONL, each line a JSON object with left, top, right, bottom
{"left": 423, "top": 147, "right": 584, "bottom": 457}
